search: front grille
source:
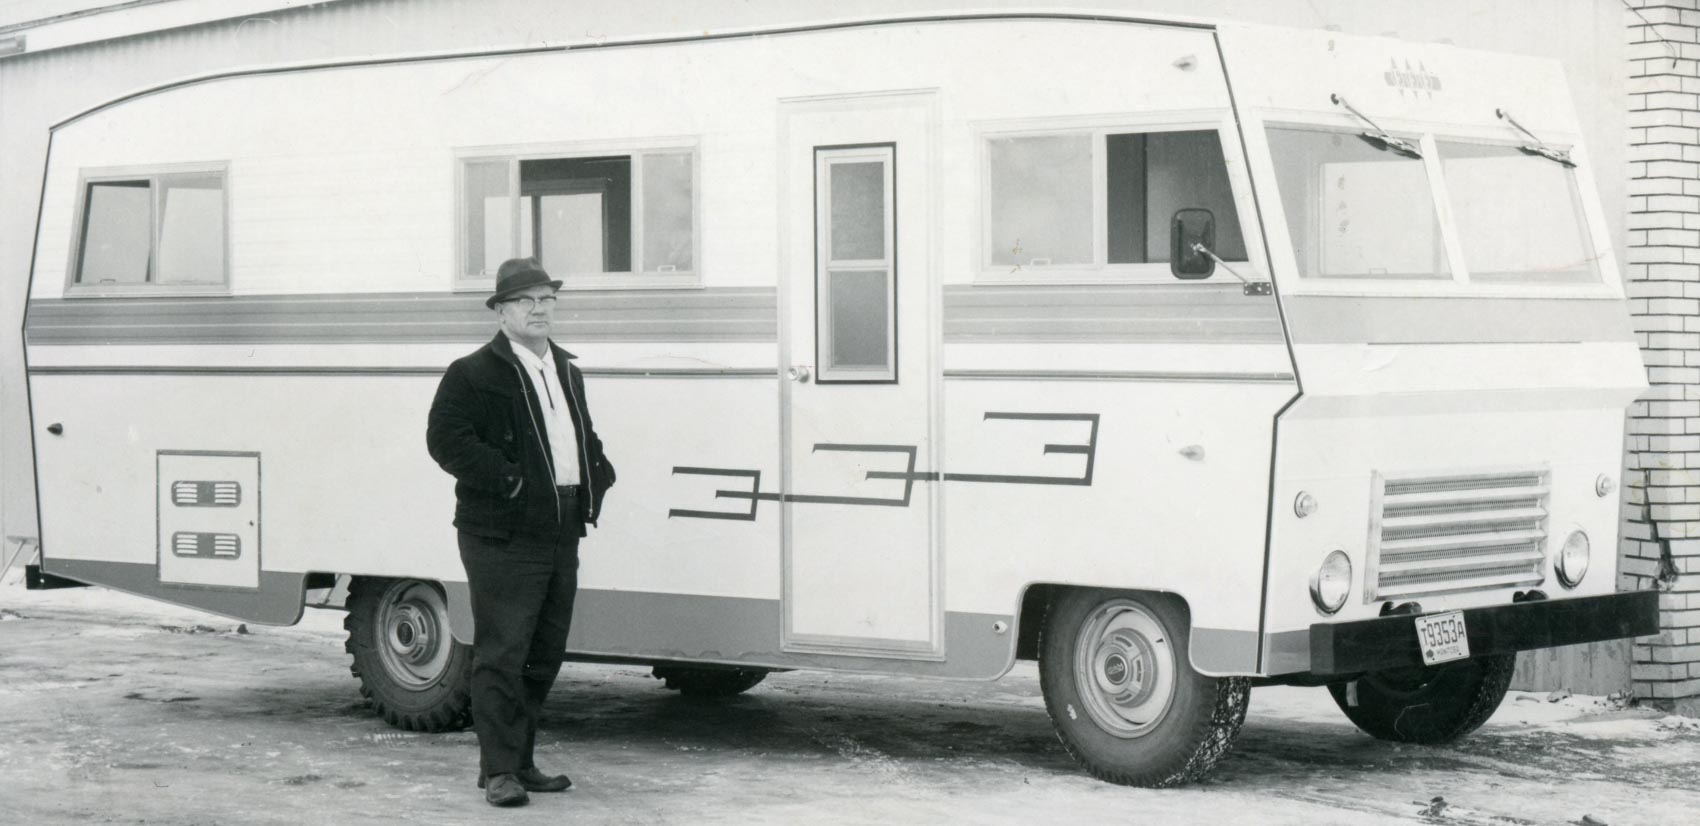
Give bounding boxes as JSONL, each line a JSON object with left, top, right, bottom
{"left": 1366, "top": 468, "right": 1549, "bottom": 603}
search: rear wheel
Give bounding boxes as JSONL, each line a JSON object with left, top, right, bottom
{"left": 651, "top": 665, "right": 769, "bottom": 698}
{"left": 344, "top": 578, "right": 473, "bottom": 732}
{"left": 1038, "top": 589, "right": 1249, "bottom": 787}
{"left": 1327, "top": 653, "right": 1514, "bottom": 744}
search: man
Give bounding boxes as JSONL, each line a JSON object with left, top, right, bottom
{"left": 426, "top": 257, "right": 615, "bottom": 807}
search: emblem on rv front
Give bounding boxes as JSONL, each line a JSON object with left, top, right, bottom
{"left": 1384, "top": 59, "right": 1441, "bottom": 98}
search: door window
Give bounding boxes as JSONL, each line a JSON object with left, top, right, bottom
{"left": 816, "top": 146, "right": 896, "bottom": 383}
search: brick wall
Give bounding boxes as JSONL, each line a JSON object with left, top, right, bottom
{"left": 1627, "top": 0, "right": 1700, "bottom": 714}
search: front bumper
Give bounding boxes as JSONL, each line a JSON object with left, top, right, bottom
{"left": 1308, "top": 591, "right": 1658, "bottom": 677}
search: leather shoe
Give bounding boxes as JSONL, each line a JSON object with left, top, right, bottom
{"left": 516, "top": 766, "right": 572, "bottom": 792}
{"left": 477, "top": 767, "right": 572, "bottom": 793}
{"left": 483, "top": 773, "right": 529, "bottom": 807}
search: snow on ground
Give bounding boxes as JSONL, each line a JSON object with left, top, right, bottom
{"left": 3, "top": 569, "right": 1697, "bottom": 825}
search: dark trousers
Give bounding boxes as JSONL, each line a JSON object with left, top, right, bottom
{"left": 457, "top": 492, "right": 581, "bottom": 778}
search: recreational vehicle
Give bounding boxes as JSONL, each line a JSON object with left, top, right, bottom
{"left": 20, "top": 12, "right": 1657, "bottom": 786}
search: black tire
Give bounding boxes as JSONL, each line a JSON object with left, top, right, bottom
{"left": 1326, "top": 653, "right": 1515, "bottom": 744}
{"left": 344, "top": 578, "right": 473, "bottom": 732}
{"left": 1038, "top": 589, "right": 1250, "bottom": 787}
{"left": 651, "top": 665, "right": 769, "bottom": 698}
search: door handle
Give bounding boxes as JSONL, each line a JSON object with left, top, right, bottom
{"left": 787, "top": 365, "right": 812, "bottom": 383}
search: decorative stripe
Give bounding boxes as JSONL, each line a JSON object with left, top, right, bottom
{"left": 43, "top": 558, "right": 1017, "bottom": 677}
{"left": 34, "top": 366, "right": 1283, "bottom": 383}
{"left": 30, "top": 366, "right": 445, "bottom": 376}
{"left": 943, "top": 283, "right": 1284, "bottom": 344}
{"left": 24, "top": 288, "right": 777, "bottom": 346}
{"left": 590, "top": 367, "right": 775, "bottom": 378}
{"left": 945, "top": 369, "right": 1294, "bottom": 383}
{"left": 27, "top": 365, "right": 775, "bottom": 378}
{"left": 1283, "top": 296, "right": 1636, "bottom": 345}
{"left": 43, "top": 558, "right": 304, "bottom": 625}
{"left": 1262, "top": 629, "right": 1312, "bottom": 676}
{"left": 1191, "top": 627, "right": 1260, "bottom": 674}
{"left": 48, "top": 558, "right": 1268, "bottom": 675}
{"left": 566, "top": 590, "right": 1014, "bottom": 677}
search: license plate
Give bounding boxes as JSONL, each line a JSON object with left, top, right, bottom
{"left": 1415, "top": 611, "right": 1470, "bottom": 666}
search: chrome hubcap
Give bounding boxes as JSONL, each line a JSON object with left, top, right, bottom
{"left": 1074, "top": 600, "right": 1176, "bottom": 738}
{"left": 376, "top": 581, "right": 450, "bottom": 689}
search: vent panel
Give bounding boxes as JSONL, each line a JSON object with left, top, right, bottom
{"left": 1368, "top": 468, "right": 1548, "bottom": 603}
{"left": 170, "top": 480, "right": 241, "bottom": 507}
{"left": 171, "top": 532, "right": 241, "bottom": 560}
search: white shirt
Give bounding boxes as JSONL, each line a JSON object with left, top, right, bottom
{"left": 508, "top": 339, "right": 581, "bottom": 486}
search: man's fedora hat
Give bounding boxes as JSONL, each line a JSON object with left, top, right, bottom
{"left": 487, "top": 257, "right": 563, "bottom": 308}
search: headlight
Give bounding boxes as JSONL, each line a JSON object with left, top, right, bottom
{"left": 1556, "top": 530, "right": 1590, "bottom": 589}
{"left": 1310, "top": 550, "right": 1353, "bottom": 615}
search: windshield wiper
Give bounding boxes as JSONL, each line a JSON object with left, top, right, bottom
{"left": 1331, "top": 93, "right": 1422, "bottom": 158}
{"left": 1496, "top": 108, "right": 1577, "bottom": 168}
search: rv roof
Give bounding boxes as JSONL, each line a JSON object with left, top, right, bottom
{"left": 52, "top": 9, "right": 1575, "bottom": 140}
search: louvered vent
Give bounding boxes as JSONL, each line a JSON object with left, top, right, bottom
{"left": 171, "top": 480, "right": 241, "bottom": 507}
{"left": 1367, "top": 468, "right": 1549, "bottom": 603}
{"left": 171, "top": 532, "right": 241, "bottom": 559}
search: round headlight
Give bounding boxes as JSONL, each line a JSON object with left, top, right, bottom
{"left": 1557, "top": 530, "right": 1590, "bottom": 589}
{"left": 1310, "top": 550, "right": 1353, "bottom": 615}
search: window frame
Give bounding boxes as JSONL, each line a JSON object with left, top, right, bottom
{"left": 974, "top": 114, "right": 1257, "bottom": 286}
{"left": 65, "top": 162, "right": 231, "bottom": 297}
{"left": 1265, "top": 123, "right": 1455, "bottom": 285}
{"left": 454, "top": 137, "right": 701, "bottom": 291}
{"left": 1431, "top": 135, "right": 1603, "bottom": 288}
{"left": 1257, "top": 116, "right": 1623, "bottom": 300}
{"left": 814, "top": 143, "right": 898, "bottom": 385}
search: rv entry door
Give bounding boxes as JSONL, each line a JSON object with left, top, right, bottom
{"left": 777, "top": 92, "right": 940, "bottom": 659}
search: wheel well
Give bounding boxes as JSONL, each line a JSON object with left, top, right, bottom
{"left": 304, "top": 572, "right": 354, "bottom": 609}
{"left": 1015, "top": 584, "right": 1053, "bottom": 661}
{"left": 1016, "top": 584, "right": 1196, "bottom": 661}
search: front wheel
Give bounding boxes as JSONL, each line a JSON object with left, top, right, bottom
{"left": 1038, "top": 589, "right": 1250, "bottom": 787}
{"left": 344, "top": 578, "right": 474, "bottom": 732}
{"left": 1327, "top": 653, "right": 1515, "bottom": 744}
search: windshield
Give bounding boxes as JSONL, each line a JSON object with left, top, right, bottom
{"left": 1266, "top": 126, "right": 1603, "bottom": 287}
{"left": 1267, "top": 126, "right": 1449, "bottom": 281}
{"left": 1436, "top": 140, "right": 1600, "bottom": 285}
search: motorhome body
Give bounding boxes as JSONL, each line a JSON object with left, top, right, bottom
{"left": 21, "top": 12, "right": 1655, "bottom": 785}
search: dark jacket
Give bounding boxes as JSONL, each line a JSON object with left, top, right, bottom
{"left": 427, "top": 333, "right": 615, "bottom": 538}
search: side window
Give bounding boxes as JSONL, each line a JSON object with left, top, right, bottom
{"left": 73, "top": 169, "right": 227, "bottom": 289}
{"left": 461, "top": 147, "right": 696, "bottom": 286}
{"left": 984, "top": 127, "right": 1246, "bottom": 278}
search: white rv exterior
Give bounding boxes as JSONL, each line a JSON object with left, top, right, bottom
{"left": 22, "top": 12, "right": 1655, "bottom": 785}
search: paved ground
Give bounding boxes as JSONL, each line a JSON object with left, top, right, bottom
{"left": 2, "top": 578, "right": 1697, "bottom": 825}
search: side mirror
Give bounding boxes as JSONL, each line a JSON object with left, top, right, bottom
{"left": 1170, "top": 208, "right": 1216, "bottom": 280}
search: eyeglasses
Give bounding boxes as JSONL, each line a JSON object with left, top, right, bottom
{"left": 501, "top": 294, "right": 558, "bottom": 311}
